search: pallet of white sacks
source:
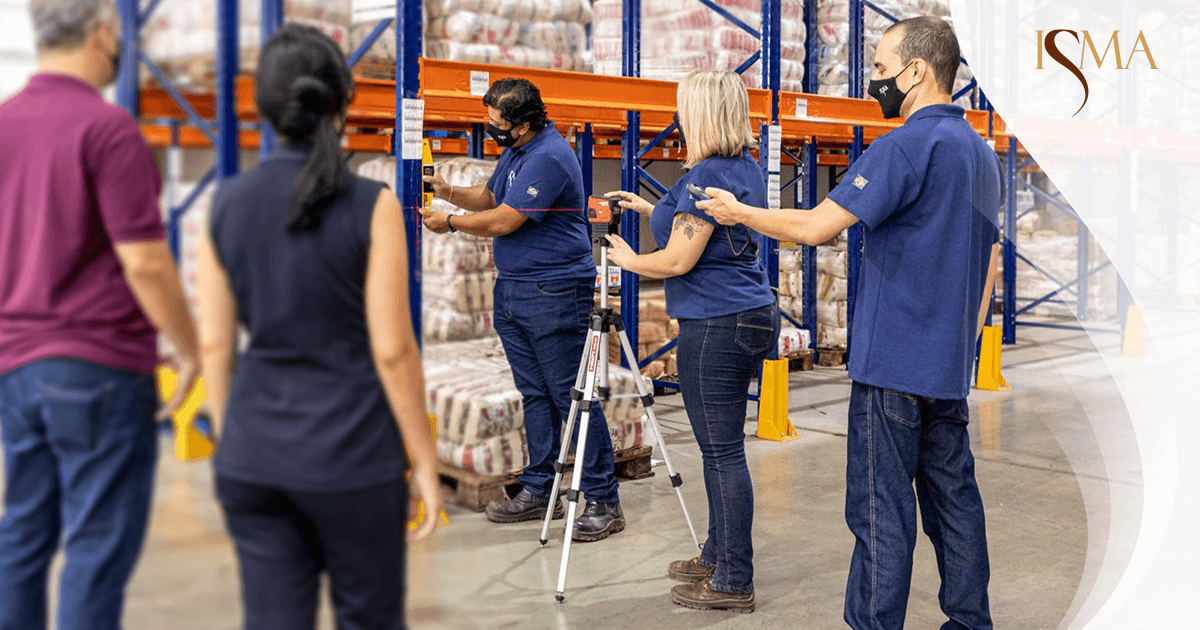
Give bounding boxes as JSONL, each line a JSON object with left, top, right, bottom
{"left": 438, "top": 445, "right": 654, "bottom": 513}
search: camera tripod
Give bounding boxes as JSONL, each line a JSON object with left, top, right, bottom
{"left": 540, "top": 201, "right": 700, "bottom": 603}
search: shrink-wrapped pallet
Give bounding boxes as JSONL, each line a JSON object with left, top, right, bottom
{"left": 359, "top": 157, "right": 500, "bottom": 343}
{"left": 142, "top": 0, "right": 351, "bottom": 90}
{"left": 593, "top": 0, "right": 806, "bottom": 92}
{"left": 350, "top": 0, "right": 593, "bottom": 78}
{"left": 422, "top": 339, "right": 651, "bottom": 475}
{"left": 815, "top": 0, "right": 969, "bottom": 106}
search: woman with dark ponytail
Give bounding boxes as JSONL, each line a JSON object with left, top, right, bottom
{"left": 196, "top": 24, "right": 440, "bottom": 630}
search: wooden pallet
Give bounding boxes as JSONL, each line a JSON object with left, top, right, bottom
{"left": 565, "top": 444, "right": 655, "bottom": 482}
{"left": 816, "top": 347, "right": 846, "bottom": 367}
{"left": 785, "top": 349, "right": 815, "bottom": 372}
{"left": 438, "top": 445, "right": 655, "bottom": 512}
{"left": 437, "top": 463, "right": 520, "bottom": 513}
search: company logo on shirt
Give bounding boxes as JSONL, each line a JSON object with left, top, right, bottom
{"left": 527, "top": 186, "right": 540, "bottom": 198}
{"left": 508, "top": 170, "right": 517, "bottom": 188}
{"left": 853, "top": 175, "right": 869, "bottom": 190}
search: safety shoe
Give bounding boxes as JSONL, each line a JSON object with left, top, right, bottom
{"left": 485, "top": 489, "right": 564, "bottom": 524}
{"left": 570, "top": 502, "right": 625, "bottom": 542}
{"left": 668, "top": 557, "right": 715, "bottom": 583}
{"left": 671, "top": 578, "right": 755, "bottom": 613}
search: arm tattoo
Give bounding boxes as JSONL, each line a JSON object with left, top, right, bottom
{"left": 674, "top": 212, "right": 707, "bottom": 240}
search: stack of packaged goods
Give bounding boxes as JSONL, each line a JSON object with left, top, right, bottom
{"left": 608, "top": 287, "right": 679, "bottom": 381}
{"left": 816, "top": 243, "right": 849, "bottom": 349}
{"left": 593, "top": 0, "right": 807, "bottom": 93}
{"left": 359, "top": 156, "right": 499, "bottom": 344}
{"left": 777, "top": 247, "right": 806, "bottom": 328}
{"left": 350, "top": 0, "right": 593, "bottom": 79}
{"left": 1011, "top": 188, "right": 1118, "bottom": 321}
{"left": 359, "top": 157, "right": 646, "bottom": 476}
{"left": 142, "top": 0, "right": 351, "bottom": 90}
{"left": 816, "top": 0, "right": 972, "bottom": 106}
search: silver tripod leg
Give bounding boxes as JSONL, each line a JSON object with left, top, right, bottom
{"left": 554, "top": 325, "right": 605, "bottom": 602}
{"left": 617, "top": 327, "right": 701, "bottom": 551}
{"left": 540, "top": 342, "right": 591, "bottom": 545}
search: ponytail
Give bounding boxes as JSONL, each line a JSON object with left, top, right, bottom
{"left": 255, "top": 24, "right": 354, "bottom": 230}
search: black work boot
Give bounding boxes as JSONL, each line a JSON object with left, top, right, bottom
{"left": 570, "top": 502, "right": 625, "bottom": 542}
{"left": 486, "top": 489, "right": 564, "bottom": 524}
{"left": 671, "top": 578, "right": 755, "bottom": 613}
{"left": 668, "top": 557, "right": 715, "bottom": 583}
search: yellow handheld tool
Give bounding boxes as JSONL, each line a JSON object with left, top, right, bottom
{"left": 156, "top": 367, "right": 214, "bottom": 461}
{"left": 422, "top": 139, "right": 435, "bottom": 212}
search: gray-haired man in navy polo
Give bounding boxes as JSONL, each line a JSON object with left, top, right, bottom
{"left": 423, "top": 78, "right": 624, "bottom": 542}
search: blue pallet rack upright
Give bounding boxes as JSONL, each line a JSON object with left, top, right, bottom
{"left": 114, "top": 0, "right": 241, "bottom": 260}
{"left": 397, "top": 0, "right": 424, "bottom": 340}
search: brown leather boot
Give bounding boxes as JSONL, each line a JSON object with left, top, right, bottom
{"left": 667, "top": 557, "right": 715, "bottom": 583}
{"left": 670, "top": 578, "right": 755, "bottom": 613}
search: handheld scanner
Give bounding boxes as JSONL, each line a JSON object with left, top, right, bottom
{"left": 686, "top": 183, "right": 710, "bottom": 201}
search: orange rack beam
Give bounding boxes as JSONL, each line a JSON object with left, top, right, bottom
{"left": 140, "top": 59, "right": 1015, "bottom": 157}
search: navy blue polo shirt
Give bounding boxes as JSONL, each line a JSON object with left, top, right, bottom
{"left": 486, "top": 125, "right": 596, "bottom": 281}
{"left": 650, "top": 150, "right": 775, "bottom": 320}
{"left": 828, "top": 104, "right": 1001, "bottom": 400}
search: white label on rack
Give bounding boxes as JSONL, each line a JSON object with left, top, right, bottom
{"left": 663, "top": 148, "right": 670, "bottom": 158}
{"left": 768, "top": 125, "right": 782, "bottom": 173}
{"left": 795, "top": 98, "right": 808, "bottom": 118}
{"left": 768, "top": 173, "right": 781, "bottom": 210}
{"left": 352, "top": 0, "right": 395, "bottom": 23}
{"left": 470, "top": 71, "right": 490, "bottom": 97}
{"left": 432, "top": 139, "right": 442, "bottom": 151}
{"left": 401, "top": 98, "right": 424, "bottom": 160}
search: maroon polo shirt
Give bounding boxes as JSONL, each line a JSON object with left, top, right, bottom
{"left": 0, "top": 73, "right": 165, "bottom": 375}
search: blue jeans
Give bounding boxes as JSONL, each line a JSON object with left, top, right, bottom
{"left": 494, "top": 278, "right": 619, "bottom": 504}
{"left": 0, "top": 358, "right": 158, "bottom": 630}
{"left": 677, "top": 304, "right": 779, "bottom": 593}
{"left": 844, "top": 382, "right": 992, "bottom": 630}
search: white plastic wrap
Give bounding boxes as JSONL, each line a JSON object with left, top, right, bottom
{"left": 778, "top": 327, "right": 812, "bottom": 356}
{"left": 423, "top": 338, "right": 650, "bottom": 472}
{"left": 815, "top": 0, "right": 956, "bottom": 98}
{"left": 352, "top": 0, "right": 593, "bottom": 77}
{"left": 593, "top": 0, "right": 807, "bottom": 92}
{"left": 359, "top": 157, "right": 500, "bottom": 343}
{"left": 142, "top": 0, "right": 351, "bottom": 90}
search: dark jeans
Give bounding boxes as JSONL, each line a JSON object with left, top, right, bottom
{"left": 216, "top": 476, "right": 409, "bottom": 630}
{"left": 0, "top": 358, "right": 158, "bottom": 630}
{"left": 494, "top": 277, "right": 619, "bottom": 504}
{"left": 844, "top": 382, "right": 992, "bottom": 630}
{"left": 677, "top": 304, "right": 779, "bottom": 593}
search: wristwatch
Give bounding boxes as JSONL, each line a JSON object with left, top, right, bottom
{"left": 446, "top": 215, "right": 457, "bottom": 233}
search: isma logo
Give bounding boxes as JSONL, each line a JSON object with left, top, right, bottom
{"left": 1037, "top": 30, "right": 1158, "bottom": 116}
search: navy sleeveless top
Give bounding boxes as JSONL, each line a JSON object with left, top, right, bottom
{"left": 209, "top": 142, "right": 406, "bottom": 491}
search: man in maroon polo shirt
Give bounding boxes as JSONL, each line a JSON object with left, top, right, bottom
{"left": 0, "top": 1, "right": 200, "bottom": 628}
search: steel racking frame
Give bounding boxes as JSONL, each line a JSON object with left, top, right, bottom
{"left": 118, "top": 0, "right": 1010, "bottom": 386}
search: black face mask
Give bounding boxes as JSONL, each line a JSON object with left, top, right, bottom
{"left": 487, "top": 122, "right": 520, "bottom": 148}
{"left": 673, "top": 111, "right": 685, "bottom": 146}
{"left": 867, "top": 61, "right": 915, "bottom": 119}
{"left": 104, "top": 30, "right": 123, "bottom": 86}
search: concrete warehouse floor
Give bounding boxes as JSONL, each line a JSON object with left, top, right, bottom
{"left": 3, "top": 322, "right": 1138, "bottom": 630}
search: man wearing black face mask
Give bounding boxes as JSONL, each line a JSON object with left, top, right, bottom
{"left": 423, "top": 78, "right": 625, "bottom": 541}
{"left": 0, "top": 1, "right": 202, "bottom": 627}
{"left": 696, "top": 16, "right": 1001, "bottom": 630}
